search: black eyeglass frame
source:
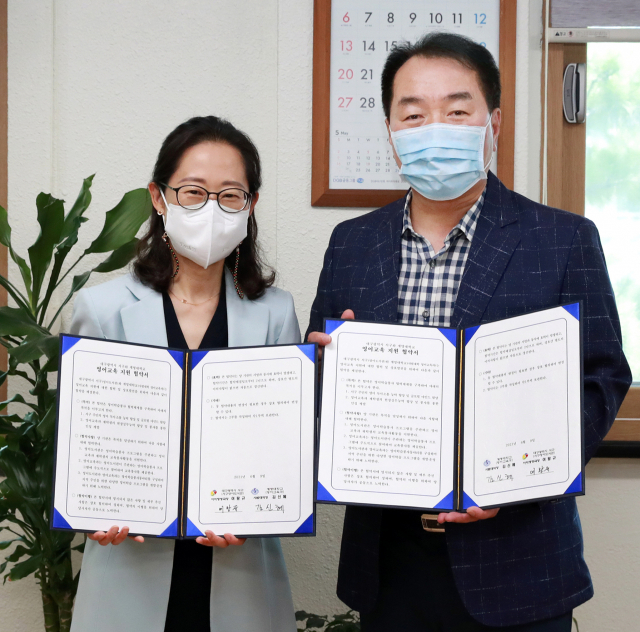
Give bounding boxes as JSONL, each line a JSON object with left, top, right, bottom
{"left": 162, "top": 183, "right": 252, "bottom": 213}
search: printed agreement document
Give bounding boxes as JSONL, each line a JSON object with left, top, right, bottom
{"left": 52, "top": 336, "right": 317, "bottom": 538}
{"left": 317, "top": 304, "right": 583, "bottom": 512}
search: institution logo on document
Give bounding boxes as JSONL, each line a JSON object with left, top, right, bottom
{"left": 211, "top": 490, "right": 217, "bottom": 496}
{"left": 522, "top": 453, "right": 529, "bottom": 460}
{"left": 483, "top": 459, "right": 491, "bottom": 467}
{"left": 251, "top": 488, "right": 259, "bottom": 495}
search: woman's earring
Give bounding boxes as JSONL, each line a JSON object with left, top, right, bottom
{"left": 162, "top": 232, "right": 180, "bottom": 279}
{"left": 233, "top": 244, "right": 244, "bottom": 299}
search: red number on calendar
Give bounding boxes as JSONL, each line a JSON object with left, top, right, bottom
{"left": 338, "top": 97, "right": 353, "bottom": 108}
{"left": 341, "top": 40, "right": 353, "bottom": 52}
{"left": 338, "top": 69, "right": 354, "bottom": 80}
{"left": 343, "top": 12, "right": 350, "bottom": 23}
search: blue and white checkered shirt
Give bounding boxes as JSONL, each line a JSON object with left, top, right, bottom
{"left": 397, "top": 191, "right": 485, "bottom": 327}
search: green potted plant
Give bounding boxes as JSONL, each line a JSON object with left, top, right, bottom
{"left": 0, "top": 175, "right": 152, "bottom": 632}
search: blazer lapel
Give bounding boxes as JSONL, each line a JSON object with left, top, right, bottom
{"left": 225, "top": 268, "right": 269, "bottom": 347}
{"left": 452, "top": 173, "right": 522, "bottom": 328}
{"left": 371, "top": 198, "right": 406, "bottom": 323}
{"left": 120, "top": 277, "right": 168, "bottom": 347}
{"left": 118, "top": 270, "right": 270, "bottom": 349}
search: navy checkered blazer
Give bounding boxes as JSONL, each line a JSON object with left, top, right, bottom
{"left": 306, "top": 173, "right": 632, "bottom": 627}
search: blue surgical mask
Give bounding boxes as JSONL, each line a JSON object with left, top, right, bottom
{"left": 390, "top": 118, "right": 493, "bottom": 201}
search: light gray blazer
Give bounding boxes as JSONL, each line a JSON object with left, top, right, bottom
{"left": 68, "top": 269, "right": 300, "bottom": 632}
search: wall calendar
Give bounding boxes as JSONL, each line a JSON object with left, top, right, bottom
{"left": 312, "top": 0, "right": 517, "bottom": 207}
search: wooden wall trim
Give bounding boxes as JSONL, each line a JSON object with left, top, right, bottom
{"left": 497, "top": 0, "right": 517, "bottom": 191}
{"left": 545, "top": 43, "right": 587, "bottom": 216}
{"left": 1, "top": 0, "right": 7, "bottom": 403}
{"left": 311, "top": 0, "right": 332, "bottom": 207}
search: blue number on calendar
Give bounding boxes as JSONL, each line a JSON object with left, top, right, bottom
{"left": 475, "top": 13, "right": 487, "bottom": 25}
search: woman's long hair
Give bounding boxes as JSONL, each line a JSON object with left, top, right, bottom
{"left": 133, "top": 116, "right": 274, "bottom": 299}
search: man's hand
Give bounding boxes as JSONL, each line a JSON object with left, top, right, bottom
{"left": 438, "top": 506, "right": 500, "bottom": 524}
{"left": 307, "top": 309, "right": 355, "bottom": 359}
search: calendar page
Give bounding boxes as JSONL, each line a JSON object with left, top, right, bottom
{"left": 329, "top": 1, "right": 501, "bottom": 190}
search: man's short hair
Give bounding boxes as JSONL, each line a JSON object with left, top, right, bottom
{"left": 381, "top": 32, "right": 501, "bottom": 119}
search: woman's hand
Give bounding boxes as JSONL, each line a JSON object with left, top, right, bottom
{"left": 437, "top": 507, "right": 500, "bottom": 524}
{"left": 307, "top": 309, "right": 355, "bottom": 359}
{"left": 196, "top": 531, "right": 246, "bottom": 548}
{"left": 88, "top": 526, "right": 145, "bottom": 545}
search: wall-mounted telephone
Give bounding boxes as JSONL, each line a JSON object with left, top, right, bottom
{"left": 563, "top": 63, "right": 586, "bottom": 124}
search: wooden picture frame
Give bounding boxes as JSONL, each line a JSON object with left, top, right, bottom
{"left": 312, "top": 0, "right": 517, "bottom": 208}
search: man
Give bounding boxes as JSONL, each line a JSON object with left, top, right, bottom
{"left": 307, "top": 33, "right": 631, "bottom": 631}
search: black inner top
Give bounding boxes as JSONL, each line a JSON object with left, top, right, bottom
{"left": 163, "top": 280, "right": 228, "bottom": 632}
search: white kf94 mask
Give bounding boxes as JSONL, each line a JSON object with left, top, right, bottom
{"left": 160, "top": 190, "right": 250, "bottom": 269}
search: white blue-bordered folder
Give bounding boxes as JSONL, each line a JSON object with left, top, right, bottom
{"left": 52, "top": 335, "right": 317, "bottom": 538}
{"left": 317, "top": 304, "right": 584, "bottom": 512}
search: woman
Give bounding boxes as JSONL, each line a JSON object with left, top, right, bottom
{"left": 69, "top": 116, "right": 299, "bottom": 632}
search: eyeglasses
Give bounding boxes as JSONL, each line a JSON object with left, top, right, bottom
{"left": 163, "top": 184, "right": 251, "bottom": 213}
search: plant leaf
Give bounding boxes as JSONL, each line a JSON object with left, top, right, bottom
{"left": 47, "top": 237, "right": 139, "bottom": 329}
{"left": 28, "top": 193, "right": 65, "bottom": 307}
{"left": 59, "top": 175, "right": 94, "bottom": 243}
{"left": 0, "top": 205, "right": 8, "bottom": 246}
{"left": 6, "top": 544, "right": 30, "bottom": 563}
{"left": 93, "top": 238, "right": 138, "bottom": 273}
{"left": 38, "top": 176, "right": 96, "bottom": 322}
{"left": 46, "top": 269, "right": 92, "bottom": 329}
{"left": 8, "top": 335, "right": 58, "bottom": 364}
{"left": 305, "top": 616, "right": 327, "bottom": 629}
{"left": 0, "top": 448, "right": 40, "bottom": 499}
{"left": 0, "top": 414, "right": 22, "bottom": 435}
{"left": 0, "top": 306, "right": 45, "bottom": 337}
{"left": 36, "top": 403, "right": 56, "bottom": 439}
{"left": 8, "top": 554, "right": 42, "bottom": 581}
{"left": 0, "top": 274, "right": 31, "bottom": 312}
{"left": 296, "top": 612, "right": 312, "bottom": 621}
{"left": 84, "top": 188, "right": 151, "bottom": 254}
{"left": 0, "top": 393, "right": 39, "bottom": 413}
{"left": 0, "top": 205, "right": 33, "bottom": 303}
{"left": 0, "top": 540, "right": 19, "bottom": 550}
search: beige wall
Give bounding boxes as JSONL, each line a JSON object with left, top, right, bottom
{"left": 1, "top": 1, "right": 638, "bottom": 630}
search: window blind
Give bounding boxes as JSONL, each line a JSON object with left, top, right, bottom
{"left": 551, "top": 0, "right": 640, "bottom": 27}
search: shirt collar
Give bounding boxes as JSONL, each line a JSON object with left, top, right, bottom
{"left": 402, "top": 188, "right": 485, "bottom": 244}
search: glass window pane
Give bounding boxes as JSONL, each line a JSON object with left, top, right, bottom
{"left": 586, "top": 42, "right": 640, "bottom": 384}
